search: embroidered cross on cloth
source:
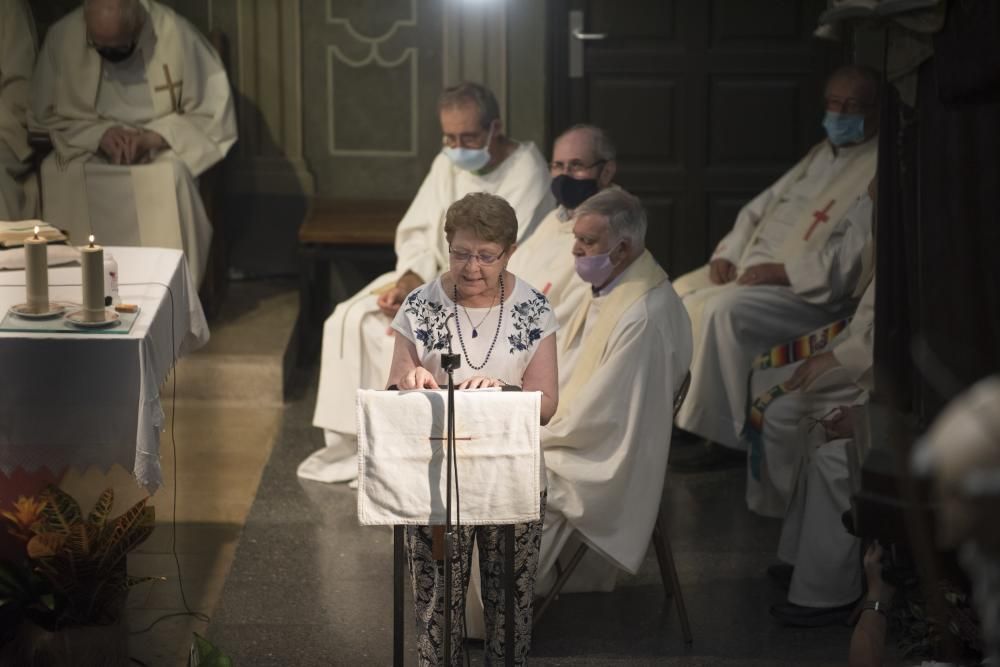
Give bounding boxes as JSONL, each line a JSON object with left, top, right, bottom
{"left": 154, "top": 64, "right": 183, "bottom": 114}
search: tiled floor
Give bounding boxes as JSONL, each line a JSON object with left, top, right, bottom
{"left": 48, "top": 279, "right": 297, "bottom": 667}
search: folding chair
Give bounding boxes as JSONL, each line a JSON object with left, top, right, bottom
{"left": 533, "top": 370, "right": 694, "bottom": 646}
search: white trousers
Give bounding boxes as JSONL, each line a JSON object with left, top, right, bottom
{"left": 745, "top": 364, "right": 866, "bottom": 518}
{"left": 306, "top": 272, "right": 399, "bottom": 473}
{"left": 778, "top": 437, "right": 862, "bottom": 607}
{"left": 673, "top": 265, "right": 850, "bottom": 449}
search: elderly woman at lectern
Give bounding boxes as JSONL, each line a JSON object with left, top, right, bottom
{"left": 387, "top": 192, "right": 558, "bottom": 665}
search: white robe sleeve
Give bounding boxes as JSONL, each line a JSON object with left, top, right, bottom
{"left": 30, "top": 25, "right": 115, "bottom": 158}
{"left": 784, "top": 194, "right": 873, "bottom": 304}
{"left": 711, "top": 164, "right": 802, "bottom": 265}
{"left": 542, "top": 291, "right": 692, "bottom": 573}
{"left": 495, "top": 144, "right": 554, "bottom": 242}
{"left": 0, "top": 0, "right": 35, "bottom": 161}
{"left": 393, "top": 154, "right": 451, "bottom": 282}
{"left": 142, "top": 17, "right": 236, "bottom": 177}
{"left": 831, "top": 277, "right": 875, "bottom": 387}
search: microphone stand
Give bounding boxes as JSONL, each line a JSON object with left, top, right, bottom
{"left": 440, "top": 316, "right": 462, "bottom": 666}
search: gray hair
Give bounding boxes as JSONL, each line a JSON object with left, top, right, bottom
{"left": 438, "top": 82, "right": 501, "bottom": 130}
{"left": 575, "top": 189, "right": 646, "bottom": 248}
{"left": 84, "top": 0, "right": 141, "bottom": 26}
{"left": 558, "top": 124, "right": 617, "bottom": 162}
{"left": 826, "top": 64, "right": 880, "bottom": 106}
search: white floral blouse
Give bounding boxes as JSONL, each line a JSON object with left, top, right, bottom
{"left": 391, "top": 274, "right": 558, "bottom": 387}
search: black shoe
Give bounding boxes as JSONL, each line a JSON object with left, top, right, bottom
{"left": 769, "top": 600, "right": 857, "bottom": 627}
{"left": 766, "top": 563, "right": 794, "bottom": 590}
{"left": 669, "top": 440, "right": 745, "bottom": 473}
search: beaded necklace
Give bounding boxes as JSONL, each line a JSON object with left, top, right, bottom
{"left": 452, "top": 275, "right": 504, "bottom": 371}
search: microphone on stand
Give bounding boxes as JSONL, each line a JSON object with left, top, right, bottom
{"left": 442, "top": 312, "right": 461, "bottom": 373}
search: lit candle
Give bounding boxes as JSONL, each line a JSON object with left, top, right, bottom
{"left": 24, "top": 225, "right": 49, "bottom": 313}
{"left": 80, "top": 234, "right": 105, "bottom": 322}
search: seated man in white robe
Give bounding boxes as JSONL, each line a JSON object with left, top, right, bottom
{"left": 673, "top": 65, "right": 880, "bottom": 469}
{"left": 0, "top": 0, "right": 36, "bottom": 219}
{"left": 30, "top": 0, "right": 237, "bottom": 285}
{"left": 756, "top": 277, "right": 874, "bottom": 626}
{"left": 507, "top": 123, "right": 617, "bottom": 328}
{"left": 538, "top": 188, "right": 693, "bottom": 593}
{"left": 303, "top": 82, "right": 553, "bottom": 484}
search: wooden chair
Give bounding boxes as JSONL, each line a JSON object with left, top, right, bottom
{"left": 533, "top": 370, "right": 694, "bottom": 646}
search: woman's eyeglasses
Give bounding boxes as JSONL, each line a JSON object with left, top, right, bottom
{"left": 449, "top": 248, "right": 505, "bottom": 266}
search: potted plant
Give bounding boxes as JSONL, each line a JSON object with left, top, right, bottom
{"left": 0, "top": 485, "right": 156, "bottom": 666}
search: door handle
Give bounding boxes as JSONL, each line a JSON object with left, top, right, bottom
{"left": 572, "top": 30, "right": 607, "bottom": 40}
{"left": 569, "top": 10, "right": 605, "bottom": 79}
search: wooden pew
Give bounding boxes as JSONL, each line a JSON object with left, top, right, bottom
{"left": 295, "top": 197, "right": 408, "bottom": 365}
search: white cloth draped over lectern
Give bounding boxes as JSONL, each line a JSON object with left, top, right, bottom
{"left": 357, "top": 389, "right": 541, "bottom": 526}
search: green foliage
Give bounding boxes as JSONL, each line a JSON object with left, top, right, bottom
{"left": 189, "top": 632, "right": 234, "bottom": 667}
{"left": 1, "top": 485, "right": 157, "bottom": 632}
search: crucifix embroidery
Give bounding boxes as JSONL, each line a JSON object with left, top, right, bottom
{"left": 429, "top": 427, "right": 476, "bottom": 560}
{"left": 154, "top": 64, "right": 183, "bottom": 114}
{"left": 804, "top": 199, "right": 835, "bottom": 241}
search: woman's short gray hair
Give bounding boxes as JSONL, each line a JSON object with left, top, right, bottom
{"left": 574, "top": 189, "right": 646, "bottom": 247}
{"left": 438, "top": 82, "right": 501, "bottom": 130}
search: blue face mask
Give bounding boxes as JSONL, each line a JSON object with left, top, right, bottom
{"left": 442, "top": 125, "right": 493, "bottom": 172}
{"left": 822, "top": 111, "right": 866, "bottom": 146}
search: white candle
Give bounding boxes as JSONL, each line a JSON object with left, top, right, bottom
{"left": 81, "top": 235, "right": 105, "bottom": 322}
{"left": 24, "top": 226, "right": 49, "bottom": 313}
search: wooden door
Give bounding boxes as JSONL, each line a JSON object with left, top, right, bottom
{"left": 549, "top": 0, "right": 838, "bottom": 276}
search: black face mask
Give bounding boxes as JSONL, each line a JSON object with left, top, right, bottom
{"left": 96, "top": 42, "right": 137, "bottom": 63}
{"left": 550, "top": 174, "right": 600, "bottom": 210}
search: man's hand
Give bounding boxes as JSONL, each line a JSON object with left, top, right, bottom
{"left": 377, "top": 271, "right": 423, "bottom": 318}
{"left": 398, "top": 366, "right": 439, "bottom": 390}
{"left": 709, "top": 258, "right": 737, "bottom": 285}
{"left": 786, "top": 350, "right": 841, "bottom": 391}
{"left": 820, "top": 405, "right": 854, "bottom": 440}
{"left": 99, "top": 126, "right": 137, "bottom": 165}
{"left": 863, "top": 541, "right": 894, "bottom": 603}
{"left": 133, "top": 130, "right": 167, "bottom": 163}
{"left": 737, "top": 262, "right": 790, "bottom": 286}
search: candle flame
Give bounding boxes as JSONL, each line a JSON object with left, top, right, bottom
{"left": 33, "top": 225, "right": 40, "bottom": 239}
{"left": 88, "top": 234, "right": 95, "bottom": 247}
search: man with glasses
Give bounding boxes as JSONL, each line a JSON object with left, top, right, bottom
{"left": 671, "top": 65, "right": 879, "bottom": 471}
{"left": 29, "top": 0, "right": 236, "bottom": 286}
{"left": 507, "top": 124, "right": 617, "bottom": 328}
{"left": 304, "top": 82, "right": 553, "bottom": 485}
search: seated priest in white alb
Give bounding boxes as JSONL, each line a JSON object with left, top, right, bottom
{"left": 0, "top": 0, "right": 36, "bottom": 219}
{"left": 303, "top": 82, "right": 553, "bottom": 485}
{"left": 672, "top": 65, "right": 879, "bottom": 470}
{"left": 744, "top": 177, "right": 876, "bottom": 519}
{"left": 755, "top": 277, "right": 874, "bottom": 627}
{"left": 537, "top": 189, "right": 692, "bottom": 594}
{"left": 507, "top": 123, "right": 616, "bottom": 328}
{"left": 29, "top": 0, "right": 236, "bottom": 285}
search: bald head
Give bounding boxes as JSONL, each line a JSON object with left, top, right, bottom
{"left": 84, "top": 0, "right": 141, "bottom": 49}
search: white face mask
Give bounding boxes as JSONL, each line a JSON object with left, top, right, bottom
{"left": 442, "top": 125, "right": 493, "bottom": 172}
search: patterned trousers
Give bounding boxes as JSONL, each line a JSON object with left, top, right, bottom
{"left": 405, "top": 493, "right": 546, "bottom": 666}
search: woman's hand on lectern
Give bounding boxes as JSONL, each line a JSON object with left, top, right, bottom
{"left": 399, "top": 366, "right": 440, "bottom": 390}
{"left": 457, "top": 376, "right": 504, "bottom": 390}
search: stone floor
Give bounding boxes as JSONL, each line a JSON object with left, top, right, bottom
{"left": 89, "top": 275, "right": 894, "bottom": 666}
{"left": 204, "top": 381, "right": 862, "bottom": 666}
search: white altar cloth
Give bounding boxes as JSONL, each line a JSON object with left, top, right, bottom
{"left": 0, "top": 246, "right": 208, "bottom": 490}
{"left": 357, "top": 389, "right": 541, "bottom": 526}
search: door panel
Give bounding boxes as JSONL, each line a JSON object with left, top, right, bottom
{"left": 551, "top": 0, "right": 837, "bottom": 276}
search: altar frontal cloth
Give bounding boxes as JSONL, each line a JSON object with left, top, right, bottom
{"left": 357, "top": 389, "right": 541, "bottom": 526}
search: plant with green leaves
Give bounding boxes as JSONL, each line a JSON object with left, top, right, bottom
{"left": 0, "top": 484, "right": 157, "bottom": 632}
